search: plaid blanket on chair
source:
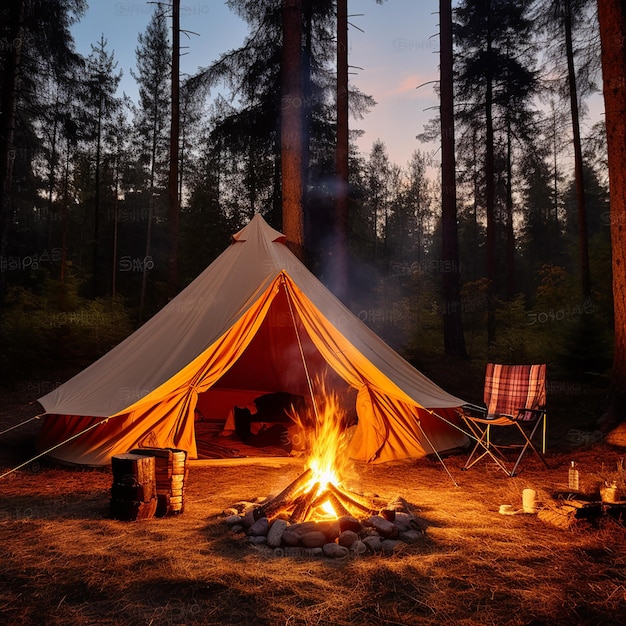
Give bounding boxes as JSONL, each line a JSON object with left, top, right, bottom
{"left": 484, "top": 363, "right": 547, "bottom": 419}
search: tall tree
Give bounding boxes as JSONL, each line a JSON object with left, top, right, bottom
{"left": 387, "top": 150, "right": 432, "bottom": 268}
{"left": 195, "top": 1, "right": 367, "bottom": 248}
{"left": 333, "top": 0, "right": 349, "bottom": 298}
{"left": 364, "top": 140, "right": 391, "bottom": 265}
{"left": 544, "top": 0, "right": 597, "bottom": 297}
{"left": 0, "top": 0, "right": 85, "bottom": 305}
{"left": 281, "top": 0, "right": 305, "bottom": 259}
{"left": 0, "top": 0, "right": 25, "bottom": 286}
{"left": 131, "top": 9, "right": 170, "bottom": 317}
{"left": 597, "top": 0, "right": 626, "bottom": 424}
{"left": 82, "top": 35, "right": 121, "bottom": 296}
{"left": 108, "top": 106, "right": 132, "bottom": 301}
{"left": 440, "top": 0, "right": 466, "bottom": 357}
{"left": 168, "top": 0, "right": 181, "bottom": 296}
{"left": 455, "top": 0, "right": 536, "bottom": 344}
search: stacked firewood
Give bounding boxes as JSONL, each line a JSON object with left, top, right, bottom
{"left": 129, "top": 448, "right": 188, "bottom": 516}
{"left": 222, "top": 470, "right": 425, "bottom": 557}
{"left": 110, "top": 453, "right": 158, "bottom": 521}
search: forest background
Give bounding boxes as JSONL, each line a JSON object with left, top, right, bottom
{"left": 0, "top": 0, "right": 615, "bottom": 423}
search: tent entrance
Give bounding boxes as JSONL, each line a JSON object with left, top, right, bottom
{"left": 192, "top": 284, "right": 357, "bottom": 459}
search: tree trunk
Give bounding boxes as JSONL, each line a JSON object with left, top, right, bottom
{"left": 139, "top": 103, "right": 159, "bottom": 320}
{"left": 564, "top": 5, "right": 591, "bottom": 298}
{"left": 60, "top": 144, "right": 70, "bottom": 284}
{"left": 93, "top": 95, "right": 103, "bottom": 296}
{"left": 302, "top": 0, "right": 313, "bottom": 249}
{"left": 597, "top": 0, "right": 626, "bottom": 424}
{"left": 168, "top": 0, "right": 181, "bottom": 297}
{"left": 485, "top": 16, "right": 497, "bottom": 346}
{"left": 112, "top": 150, "right": 119, "bottom": 301}
{"left": 440, "top": 0, "right": 467, "bottom": 357}
{"left": 333, "top": 0, "right": 349, "bottom": 301}
{"left": 505, "top": 116, "right": 515, "bottom": 298}
{"left": 281, "top": 0, "right": 304, "bottom": 259}
{"left": 0, "top": 0, "right": 25, "bottom": 311}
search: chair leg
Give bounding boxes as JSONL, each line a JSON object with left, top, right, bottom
{"left": 510, "top": 417, "right": 549, "bottom": 477}
{"left": 463, "top": 423, "right": 513, "bottom": 476}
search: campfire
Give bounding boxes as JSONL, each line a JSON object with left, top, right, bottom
{"left": 223, "top": 387, "right": 425, "bottom": 557}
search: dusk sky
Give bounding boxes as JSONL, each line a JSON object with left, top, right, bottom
{"left": 70, "top": 1, "right": 442, "bottom": 167}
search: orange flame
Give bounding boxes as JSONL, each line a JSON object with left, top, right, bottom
{"left": 290, "top": 385, "right": 352, "bottom": 518}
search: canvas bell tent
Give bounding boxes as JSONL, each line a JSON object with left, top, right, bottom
{"left": 36, "top": 214, "right": 469, "bottom": 466}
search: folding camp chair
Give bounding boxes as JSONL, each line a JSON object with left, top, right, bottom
{"left": 461, "top": 363, "right": 549, "bottom": 476}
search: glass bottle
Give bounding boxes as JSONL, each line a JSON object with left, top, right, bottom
{"left": 568, "top": 460, "right": 579, "bottom": 491}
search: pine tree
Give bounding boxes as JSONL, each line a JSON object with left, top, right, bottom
{"left": 455, "top": 0, "right": 536, "bottom": 344}
{"left": 440, "top": 0, "right": 466, "bottom": 357}
{"left": 131, "top": 9, "right": 171, "bottom": 318}
{"left": 0, "top": 0, "right": 85, "bottom": 306}
{"left": 81, "top": 35, "right": 122, "bottom": 296}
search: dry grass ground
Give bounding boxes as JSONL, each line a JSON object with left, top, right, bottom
{"left": 1, "top": 390, "right": 626, "bottom": 625}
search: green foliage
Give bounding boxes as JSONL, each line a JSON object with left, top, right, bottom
{"left": 0, "top": 276, "right": 133, "bottom": 386}
{"left": 557, "top": 306, "right": 613, "bottom": 381}
{"left": 534, "top": 264, "right": 574, "bottom": 308}
{"left": 436, "top": 265, "right": 614, "bottom": 383}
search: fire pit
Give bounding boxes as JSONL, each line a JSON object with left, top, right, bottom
{"left": 221, "top": 388, "right": 425, "bottom": 557}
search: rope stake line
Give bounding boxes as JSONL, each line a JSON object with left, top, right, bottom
{"left": 0, "top": 413, "right": 45, "bottom": 436}
{"left": 0, "top": 416, "right": 111, "bottom": 480}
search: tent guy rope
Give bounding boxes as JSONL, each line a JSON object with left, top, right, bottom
{"left": 0, "top": 416, "right": 111, "bottom": 480}
{"left": 0, "top": 412, "right": 44, "bottom": 436}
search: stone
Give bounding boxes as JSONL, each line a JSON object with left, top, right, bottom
{"left": 399, "top": 529, "right": 423, "bottom": 544}
{"left": 338, "top": 530, "right": 359, "bottom": 548}
{"left": 362, "top": 535, "right": 382, "bottom": 553}
{"left": 241, "top": 510, "right": 256, "bottom": 530}
{"left": 281, "top": 529, "right": 301, "bottom": 546}
{"left": 322, "top": 543, "right": 350, "bottom": 558}
{"left": 368, "top": 515, "right": 399, "bottom": 539}
{"left": 248, "top": 516, "right": 269, "bottom": 537}
{"left": 248, "top": 535, "right": 267, "bottom": 545}
{"left": 392, "top": 512, "right": 412, "bottom": 532}
{"left": 300, "top": 531, "right": 328, "bottom": 548}
{"left": 316, "top": 520, "right": 341, "bottom": 543}
{"left": 339, "top": 515, "right": 361, "bottom": 533}
{"left": 287, "top": 521, "right": 319, "bottom": 537}
{"left": 381, "top": 539, "right": 402, "bottom": 554}
{"left": 267, "top": 519, "right": 289, "bottom": 548}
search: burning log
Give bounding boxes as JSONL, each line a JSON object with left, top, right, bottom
{"left": 254, "top": 471, "right": 380, "bottom": 522}
{"left": 327, "top": 482, "right": 378, "bottom": 516}
{"left": 310, "top": 488, "right": 332, "bottom": 510}
{"left": 289, "top": 482, "right": 320, "bottom": 523}
{"left": 325, "top": 491, "right": 351, "bottom": 518}
{"left": 288, "top": 493, "right": 310, "bottom": 523}
{"left": 255, "top": 468, "right": 313, "bottom": 519}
